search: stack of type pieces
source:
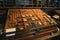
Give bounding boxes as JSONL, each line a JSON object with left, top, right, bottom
{"left": 4, "top": 9, "right": 60, "bottom": 40}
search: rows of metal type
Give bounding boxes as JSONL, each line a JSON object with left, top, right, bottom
{"left": 4, "top": 9, "right": 60, "bottom": 40}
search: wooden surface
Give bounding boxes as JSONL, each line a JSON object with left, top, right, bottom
{"left": 4, "top": 9, "right": 59, "bottom": 40}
